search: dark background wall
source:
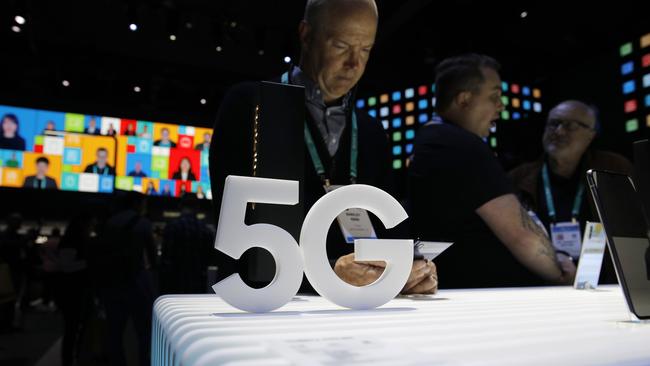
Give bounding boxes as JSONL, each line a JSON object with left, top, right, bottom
{"left": 1, "top": 0, "right": 649, "bottom": 218}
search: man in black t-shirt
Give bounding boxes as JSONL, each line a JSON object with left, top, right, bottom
{"left": 408, "top": 54, "right": 576, "bottom": 288}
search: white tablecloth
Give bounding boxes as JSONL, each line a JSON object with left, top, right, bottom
{"left": 152, "top": 285, "right": 650, "bottom": 366}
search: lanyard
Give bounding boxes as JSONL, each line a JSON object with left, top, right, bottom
{"left": 93, "top": 165, "right": 109, "bottom": 176}
{"left": 33, "top": 177, "right": 45, "bottom": 189}
{"left": 542, "top": 162, "right": 584, "bottom": 222}
{"left": 280, "top": 71, "right": 358, "bottom": 186}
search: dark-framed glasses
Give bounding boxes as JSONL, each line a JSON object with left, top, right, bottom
{"left": 546, "top": 118, "right": 595, "bottom": 132}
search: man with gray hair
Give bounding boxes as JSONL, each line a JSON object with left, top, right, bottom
{"left": 509, "top": 100, "right": 632, "bottom": 283}
{"left": 210, "top": 0, "right": 437, "bottom": 295}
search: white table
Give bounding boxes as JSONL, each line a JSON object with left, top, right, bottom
{"left": 152, "top": 285, "right": 650, "bottom": 366}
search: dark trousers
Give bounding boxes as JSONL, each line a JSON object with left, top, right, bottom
{"left": 100, "top": 270, "right": 154, "bottom": 366}
{"left": 55, "top": 273, "right": 91, "bottom": 366}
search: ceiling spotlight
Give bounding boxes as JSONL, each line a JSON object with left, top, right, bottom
{"left": 258, "top": 49, "right": 265, "bottom": 56}
{"left": 62, "top": 80, "right": 70, "bottom": 87}
{"left": 129, "top": 23, "right": 138, "bottom": 31}
{"left": 11, "top": 25, "right": 21, "bottom": 33}
{"left": 200, "top": 98, "right": 207, "bottom": 105}
{"left": 15, "top": 15, "right": 26, "bottom": 25}
{"left": 216, "top": 46, "right": 223, "bottom": 52}
{"left": 134, "top": 86, "right": 141, "bottom": 93}
{"left": 520, "top": 11, "right": 528, "bottom": 18}
{"left": 284, "top": 56, "right": 291, "bottom": 64}
{"left": 169, "top": 34, "right": 176, "bottom": 41}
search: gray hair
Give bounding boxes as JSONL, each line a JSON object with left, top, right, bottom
{"left": 303, "top": 0, "right": 378, "bottom": 33}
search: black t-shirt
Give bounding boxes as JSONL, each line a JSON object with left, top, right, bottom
{"left": 0, "top": 135, "right": 26, "bottom": 150}
{"left": 408, "top": 121, "right": 542, "bottom": 288}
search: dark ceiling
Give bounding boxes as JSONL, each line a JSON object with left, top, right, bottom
{"left": 1, "top": 0, "right": 649, "bottom": 128}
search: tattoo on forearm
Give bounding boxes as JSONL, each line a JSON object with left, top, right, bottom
{"left": 518, "top": 206, "right": 556, "bottom": 262}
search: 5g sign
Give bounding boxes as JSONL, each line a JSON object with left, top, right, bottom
{"left": 212, "top": 175, "right": 413, "bottom": 312}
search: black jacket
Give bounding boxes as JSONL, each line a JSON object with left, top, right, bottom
{"left": 23, "top": 176, "right": 58, "bottom": 189}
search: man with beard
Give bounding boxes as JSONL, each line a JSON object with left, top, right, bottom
{"left": 509, "top": 100, "right": 632, "bottom": 283}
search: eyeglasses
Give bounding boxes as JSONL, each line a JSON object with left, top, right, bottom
{"left": 546, "top": 118, "right": 595, "bottom": 132}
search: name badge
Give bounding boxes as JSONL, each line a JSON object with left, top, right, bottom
{"left": 573, "top": 222, "right": 607, "bottom": 290}
{"left": 325, "top": 185, "right": 377, "bottom": 244}
{"left": 550, "top": 221, "right": 582, "bottom": 258}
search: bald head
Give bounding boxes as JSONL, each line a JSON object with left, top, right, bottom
{"left": 548, "top": 100, "right": 597, "bottom": 127}
{"left": 543, "top": 100, "right": 598, "bottom": 162}
{"left": 299, "top": 0, "right": 378, "bottom": 104}
{"left": 304, "top": 0, "right": 378, "bottom": 33}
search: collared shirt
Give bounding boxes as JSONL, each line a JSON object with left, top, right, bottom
{"left": 291, "top": 67, "right": 351, "bottom": 156}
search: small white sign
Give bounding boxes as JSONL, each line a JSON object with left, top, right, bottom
{"left": 574, "top": 222, "right": 607, "bottom": 290}
{"left": 414, "top": 241, "right": 453, "bottom": 261}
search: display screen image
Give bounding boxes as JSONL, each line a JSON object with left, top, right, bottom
{"left": 0, "top": 104, "right": 212, "bottom": 199}
{"left": 619, "top": 31, "right": 650, "bottom": 136}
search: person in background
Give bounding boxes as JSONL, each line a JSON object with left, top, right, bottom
{"left": 54, "top": 213, "right": 96, "bottom": 366}
{"left": 124, "top": 123, "right": 137, "bottom": 136}
{"left": 138, "top": 124, "right": 152, "bottom": 139}
{"left": 23, "top": 157, "right": 58, "bottom": 189}
{"left": 93, "top": 192, "right": 155, "bottom": 366}
{"left": 85, "top": 117, "right": 101, "bottom": 135}
{"left": 160, "top": 195, "right": 215, "bottom": 294}
{"left": 161, "top": 183, "right": 172, "bottom": 197}
{"left": 0, "top": 114, "right": 26, "bottom": 151}
{"left": 5, "top": 151, "right": 20, "bottom": 168}
{"left": 0, "top": 213, "right": 28, "bottom": 332}
{"left": 105, "top": 123, "right": 117, "bottom": 136}
{"left": 128, "top": 161, "right": 148, "bottom": 178}
{"left": 194, "top": 132, "right": 211, "bottom": 151}
{"left": 509, "top": 100, "right": 632, "bottom": 283}
{"left": 154, "top": 128, "right": 177, "bottom": 148}
{"left": 84, "top": 147, "right": 116, "bottom": 176}
{"left": 408, "top": 54, "right": 576, "bottom": 289}
{"left": 44, "top": 121, "right": 56, "bottom": 133}
{"left": 171, "top": 157, "right": 197, "bottom": 181}
{"left": 145, "top": 181, "right": 157, "bottom": 196}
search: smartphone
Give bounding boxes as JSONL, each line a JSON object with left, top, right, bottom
{"left": 587, "top": 169, "right": 650, "bottom": 320}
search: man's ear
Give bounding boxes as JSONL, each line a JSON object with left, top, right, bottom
{"left": 454, "top": 91, "right": 473, "bottom": 109}
{"left": 587, "top": 129, "right": 597, "bottom": 145}
{"left": 298, "top": 20, "right": 310, "bottom": 51}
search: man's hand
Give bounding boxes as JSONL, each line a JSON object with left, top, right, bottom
{"left": 556, "top": 253, "right": 577, "bottom": 285}
{"left": 402, "top": 260, "right": 437, "bottom": 294}
{"left": 334, "top": 254, "right": 438, "bottom": 294}
{"left": 333, "top": 253, "right": 386, "bottom": 286}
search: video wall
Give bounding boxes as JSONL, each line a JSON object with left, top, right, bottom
{"left": 0, "top": 104, "right": 212, "bottom": 199}
{"left": 620, "top": 32, "right": 650, "bottom": 135}
{"left": 355, "top": 81, "right": 543, "bottom": 169}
